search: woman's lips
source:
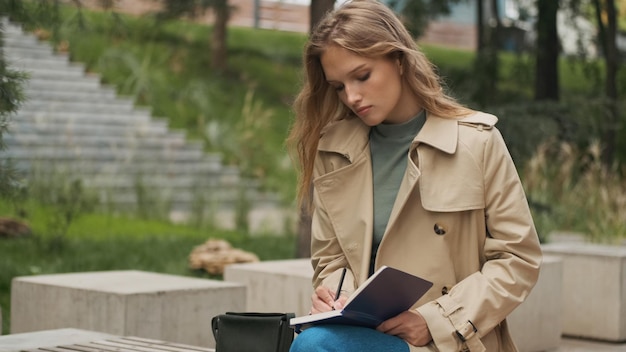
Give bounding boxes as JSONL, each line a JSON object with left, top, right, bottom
{"left": 356, "top": 106, "right": 372, "bottom": 116}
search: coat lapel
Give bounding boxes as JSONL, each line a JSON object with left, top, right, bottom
{"left": 385, "top": 115, "right": 459, "bottom": 236}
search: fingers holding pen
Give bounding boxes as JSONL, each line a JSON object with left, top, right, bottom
{"left": 332, "top": 295, "right": 347, "bottom": 310}
{"left": 311, "top": 267, "right": 349, "bottom": 313}
{"left": 311, "top": 286, "right": 336, "bottom": 313}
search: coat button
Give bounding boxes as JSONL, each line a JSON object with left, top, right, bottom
{"left": 441, "top": 286, "right": 449, "bottom": 295}
{"left": 434, "top": 223, "right": 446, "bottom": 235}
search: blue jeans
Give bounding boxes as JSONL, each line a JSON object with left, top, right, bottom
{"left": 290, "top": 325, "right": 410, "bottom": 352}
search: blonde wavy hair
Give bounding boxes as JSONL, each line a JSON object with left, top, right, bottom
{"left": 287, "top": 0, "right": 473, "bottom": 208}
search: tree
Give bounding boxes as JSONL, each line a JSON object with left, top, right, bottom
{"left": 534, "top": 0, "right": 560, "bottom": 101}
{"left": 0, "top": 22, "right": 26, "bottom": 198}
{"left": 472, "top": 0, "right": 502, "bottom": 107}
{"left": 310, "top": 0, "right": 335, "bottom": 33}
{"left": 159, "top": 0, "right": 231, "bottom": 72}
{"left": 476, "top": 0, "right": 485, "bottom": 51}
{"left": 591, "top": 0, "right": 620, "bottom": 164}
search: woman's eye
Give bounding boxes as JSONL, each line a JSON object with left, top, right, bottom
{"left": 334, "top": 85, "right": 345, "bottom": 92}
{"left": 358, "top": 72, "right": 370, "bottom": 82}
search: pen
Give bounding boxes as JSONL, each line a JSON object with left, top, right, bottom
{"left": 334, "top": 266, "right": 347, "bottom": 302}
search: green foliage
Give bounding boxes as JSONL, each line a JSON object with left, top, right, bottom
{"left": 11, "top": 167, "right": 99, "bottom": 250}
{"left": 0, "top": 21, "right": 27, "bottom": 208}
{"left": 490, "top": 97, "right": 621, "bottom": 163}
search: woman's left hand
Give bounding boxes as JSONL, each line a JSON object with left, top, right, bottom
{"left": 376, "top": 310, "right": 433, "bottom": 347}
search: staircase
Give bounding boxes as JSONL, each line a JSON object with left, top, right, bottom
{"left": 0, "top": 20, "right": 286, "bottom": 233}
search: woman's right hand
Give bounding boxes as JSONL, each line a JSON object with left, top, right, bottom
{"left": 310, "top": 285, "right": 347, "bottom": 313}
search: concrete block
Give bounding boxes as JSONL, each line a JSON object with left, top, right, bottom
{"left": 0, "top": 328, "right": 116, "bottom": 352}
{"left": 508, "top": 255, "right": 563, "bottom": 352}
{"left": 542, "top": 243, "right": 626, "bottom": 342}
{"left": 224, "top": 259, "right": 314, "bottom": 316}
{"left": 11, "top": 270, "right": 246, "bottom": 348}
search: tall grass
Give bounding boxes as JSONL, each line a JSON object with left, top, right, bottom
{"left": 523, "top": 140, "right": 626, "bottom": 243}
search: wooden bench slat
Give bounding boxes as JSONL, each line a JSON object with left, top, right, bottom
{"left": 116, "top": 337, "right": 214, "bottom": 352}
{"left": 89, "top": 341, "right": 168, "bottom": 352}
{"left": 72, "top": 342, "right": 137, "bottom": 352}
{"left": 56, "top": 344, "right": 111, "bottom": 352}
{"left": 88, "top": 339, "right": 211, "bottom": 352}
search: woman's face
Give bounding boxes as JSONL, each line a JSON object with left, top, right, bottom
{"left": 320, "top": 44, "right": 420, "bottom": 125}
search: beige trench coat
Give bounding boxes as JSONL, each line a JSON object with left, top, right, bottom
{"left": 309, "top": 112, "right": 543, "bottom": 351}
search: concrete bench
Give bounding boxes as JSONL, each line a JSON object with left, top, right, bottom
{"left": 224, "top": 258, "right": 563, "bottom": 352}
{"left": 224, "top": 259, "right": 314, "bottom": 317}
{"left": 508, "top": 255, "right": 563, "bottom": 352}
{"left": 542, "top": 242, "right": 626, "bottom": 342}
{"left": 0, "top": 328, "right": 215, "bottom": 352}
{"left": 11, "top": 270, "right": 246, "bottom": 348}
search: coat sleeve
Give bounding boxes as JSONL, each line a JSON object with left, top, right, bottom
{"left": 416, "top": 127, "right": 542, "bottom": 351}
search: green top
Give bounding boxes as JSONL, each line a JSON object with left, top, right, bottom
{"left": 369, "top": 110, "right": 425, "bottom": 275}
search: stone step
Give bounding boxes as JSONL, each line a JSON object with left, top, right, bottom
{"left": 2, "top": 29, "right": 65, "bottom": 53}
{"left": 20, "top": 99, "right": 137, "bottom": 114}
{"left": 20, "top": 162, "right": 249, "bottom": 188}
{"left": 83, "top": 174, "right": 226, "bottom": 189}
{"left": 3, "top": 37, "right": 56, "bottom": 58}
{"left": 4, "top": 146, "right": 205, "bottom": 162}
{"left": 3, "top": 133, "right": 199, "bottom": 151}
{"left": 2, "top": 31, "right": 44, "bottom": 46}
{"left": 2, "top": 49, "right": 75, "bottom": 65}
{"left": 89, "top": 185, "right": 264, "bottom": 209}
{"left": 13, "top": 63, "right": 88, "bottom": 79}
{"left": 23, "top": 76, "right": 103, "bottom": 90}
{"left": 99, "top": 187, "right": 263, "bottom": 208}
{"left": 8, "top": 118, "right": 168, "bottom": 136}
{"left": 2, "top": 20, "right": 33, "bottom": 35}
{"left": 11, "top": 157, "right": 227, "bottom": 176}
{"left": 23, "top": 86, "right": 118, "bottom": 102}
{"left": 4, "top": 52, "right": 73, "bottom": 68}
{"left": 13, "top": 110, "right": 153, "bottom": 125}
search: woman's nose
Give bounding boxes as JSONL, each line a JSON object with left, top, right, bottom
{"left": 344, "top": 85, "right": 362, "bottom": 105}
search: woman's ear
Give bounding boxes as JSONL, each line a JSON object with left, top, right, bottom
{"left": 396, "top": 52, "right": 404, "bottom": 75}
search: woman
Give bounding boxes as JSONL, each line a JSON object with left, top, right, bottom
{"left": 286, "top": 0, "right": 542, "bottom": 351}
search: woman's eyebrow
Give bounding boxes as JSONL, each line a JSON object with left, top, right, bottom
{"left": 326, "top": 64, "right": 368, "bottom": 83}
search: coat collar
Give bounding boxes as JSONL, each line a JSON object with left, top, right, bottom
{"left": 414, "top": 114, "right": 459, "bottom": 154}
{"left": 318, "top": 117, "right": 370, "bottom": 162}
{"left": 318, "top": 113, "right": 468, "bottom": 157}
